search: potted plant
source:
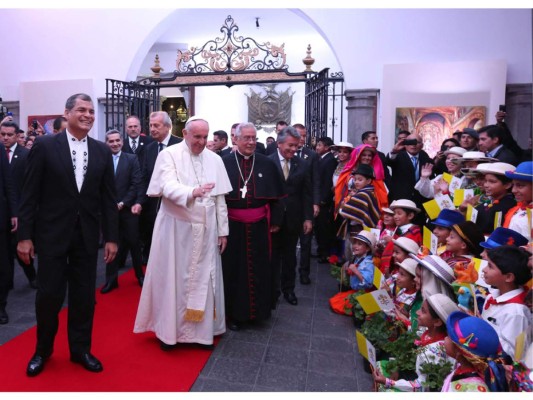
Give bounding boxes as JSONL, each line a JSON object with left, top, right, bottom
{"left": 329, "top": 255, "right": 350, "bottom": 290}
{"left": 347, "top": 290, "right": 367, "bottom": 328}
{"left": 382, "top": 329, "right": 419, "bottom": 380}
{"left": 418, "top": 354, "right": 454, "bottom": 391}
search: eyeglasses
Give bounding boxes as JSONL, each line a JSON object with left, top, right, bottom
{"left": 239, "top": 136, "right": 257, "bottom": 142}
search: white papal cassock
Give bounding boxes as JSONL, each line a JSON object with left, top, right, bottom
{"left": 134, "top": 141, "right": 232, "bottom": 345}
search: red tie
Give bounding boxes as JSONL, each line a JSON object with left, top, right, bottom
{"left": 484, "top": 291, "right": 528, "bottom": 310}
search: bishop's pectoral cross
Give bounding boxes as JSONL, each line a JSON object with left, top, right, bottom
{"left": 240, "top": 185, "right": 248, "bottom": 199}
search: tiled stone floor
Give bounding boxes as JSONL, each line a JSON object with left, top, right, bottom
{"left": 1, "top": 247, "right": 373, "bottom": 392}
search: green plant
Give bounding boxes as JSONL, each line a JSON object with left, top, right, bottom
{"left": 419, "top": 354, "right": 454, "bottom": 391}
{"left": 360, "top": 311, "right": 399, "bottom": 352}
{"left": 346, "top": 290, "right": 367, "bottom": 319}
{"left": 382, "top": 329, "right": 418, "bottom": 373}
{"left": 330, "top": 262, "right": 350, "bottom": 288}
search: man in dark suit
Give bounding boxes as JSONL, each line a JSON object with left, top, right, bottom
{"left": 100, "top": 130, "right": 145, "bottom": 294}
{"left": 293, "top": 123, "right": 320, "bottom": 285}
{"left": 0, "top": 121, "right": 37, "bottom": 289}
{"left": 0, "top": 141, "right": 17, "bottom": 325}
{"left": 478, "top": 125, "right": 519, "bottom": 166}
{"left": 213, "top": 130, "right": 231, "bottom": 156}
{"left": 122, "top": 115, "right": 153, "bottom": 168}
{"left": 268, "top": 126, "right": 313, "bottom": 306}
{"left": 361, "top": 130, "right": 391, "bottom": 188}
{"left": 140, "top": 111, "right": 182, "bottom": 264}
{"left": 387, "top": 133, "right": 433, "bottom": 225}
{"left": 314, "top": 137, "right": 338, "bottom": 263}
{"left": 265, "top": 120, "right": 288, "bottom": 155}
{"left": 17, "top": 93, "right": 119, "bottom": 377}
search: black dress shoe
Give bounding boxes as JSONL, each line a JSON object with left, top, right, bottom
{"left": 0, "top": 308, "right": 8, "bottom": 324}
{"left": 227, "top": 320, "right": 241, "bottom": 331}
{"left": 70, "top": 353, "right": 103, "bottom": 372}
{"left": 100, "top": 279, "right": 118, "bottom": 294}
{"left": 159, "top": 339, "right": 178, "bottom": 351}
{"left": 300, "top": 275, "right": 311, "bottom": 285}
{"left": 26, "top": 354, "right": 49, "bottom": 377}
{"left": 283, "top": 292, "right": 298, "bottom": 305}
{"left": 318, "top": 257, "right": 330, "bottom": 264}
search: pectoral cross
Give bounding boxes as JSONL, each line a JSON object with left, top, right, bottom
{"left": 240, "top": 185, "right": 247, "bottom": 199}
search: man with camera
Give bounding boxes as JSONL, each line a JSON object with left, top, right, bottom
{"left": 387, "top": 133, "right": 433, "bottom": 224}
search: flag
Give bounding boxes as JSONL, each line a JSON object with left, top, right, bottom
{"left": 473, "top": 257, "right": 489, "bottom": 288}
{"left": 373, "top": 267, "right": 385, "bottom": 289}
{"left": 423, "top": 199, "right": 441, "bottom": 220}
{"left": 363, "top": 226, "right": 381, "bottom": 244}
{"left": 442, "top": 172, "right": 453, "bottom": 184}
{"left": 494, "top": 211, "right": 502, "bottom": 230}
{"left": 453, "top": 188, "right": 474, "bottom": 207}
{"left": 434, "top": 193, "right": 455, "bottom": 211}
{"left": 356, "top": 330, "right": 376, "bottom": 368}
{"left": 423, "top": 226, "right": 438, "bottom": 255}
{"left": 356, "top": 289, "right": 394, "bottom": 314}
{"left": 449, "top": 176, "right": 463, "bottom": 195}
{"left": 466, "top": 204, "right": 478, "bottom": 223}
{"left": 515, "top": 331, "right": 527, "bottom": 362}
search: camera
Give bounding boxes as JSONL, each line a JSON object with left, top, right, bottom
{"left": 499, "top": 104, "right": 506, "bottom": 113}
{"left": 402, "top": 138, "right": 419, "bottom": 146}
{"left": 32, "top": 120, "right": 38, "bottom": 130}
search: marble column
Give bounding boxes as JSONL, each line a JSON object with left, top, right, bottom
{"left": 344, "top": 89, "right": 379, "bottom": 146}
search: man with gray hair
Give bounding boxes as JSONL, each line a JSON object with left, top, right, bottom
{"left": 140, "top": 111, "right": 181, "bottom": 264}
{"left": 221, "top": 123, "right": 284, "bottom": 330}
{"left": 268, "top": 126, "right": 313, "bottom": 307}
{"left": 134, "top": 116, "right": 232, "bottom": 348}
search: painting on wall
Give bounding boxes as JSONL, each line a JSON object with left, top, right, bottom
{"left": 395, "top": 106, "right": 486, "bottom": 157}
{"left": 27, "top": 114, "right": 63, "bottom": 135}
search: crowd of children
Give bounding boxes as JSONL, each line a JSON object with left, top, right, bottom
{"left": 329, "top": 160, "right": 533, "bottom": 392}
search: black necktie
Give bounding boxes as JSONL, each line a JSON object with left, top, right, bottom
{"left": 131, "top": 139, "right": 137, "bottom": 153}
{"left": 296, "top": 149, "right": 302, "bottom": 158}
{"left": 158, "top": 143, "right": 164, "bottom": 153}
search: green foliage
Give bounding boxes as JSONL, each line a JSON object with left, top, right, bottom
{"left": 382, "top": 329, "right": 418, "bottom": 373}
{"left": 347, "top": 290, "right": 367, "bottom": 320}
{"left": 419, "top": 355, "right": 454, "bottom": 391}
{"left": 330, "top": 262, "right": 350, "bottom": 288}
{"left": 361, "top": 311, "right": 401, "bottom": 352}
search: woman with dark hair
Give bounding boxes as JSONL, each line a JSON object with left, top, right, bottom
{"left": 433, "top": 137, "right": 460, "bottom": 175}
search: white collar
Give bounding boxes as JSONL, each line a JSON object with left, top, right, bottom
{"left": 493, "top": 287, "right": 525, "bottom": 302}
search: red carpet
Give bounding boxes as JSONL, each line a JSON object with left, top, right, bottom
{"left": 0, "top": 268, "right": 215, "bottom": 391}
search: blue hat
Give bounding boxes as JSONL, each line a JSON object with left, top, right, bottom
{"left": 446, "top": 311, "right": 502, "bottom": 358}
{"left": 479, "top": 227, "right": 529, "bottom": 249}
{"left": 432, "top": 209, "right": 465, "bottom": 228}
{"left": 505, "top": 161, "right": 533, "bottom": 182}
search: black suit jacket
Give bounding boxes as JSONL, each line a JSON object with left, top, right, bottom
{"left": 377, "top": 150, "right": 392, "bottom": 189}
{"left": 265, "top": 141, "right": 278, "bottom": 156}
{"left": 7, "top": 144, "right": 29, "bottom": 203}
{"left": 0, "top": 143, "right": 17, "bottom": 231}
{"left": 299, "top": 147, "right": 320, "bottom": 205}
{"left": 115, "top": 152, "right": 143, "bottom": 207}
{"left": 268, "top": 152, "right": 313, "bottom": 231}
{"left": 17, "top": 132, "right": 119, "bottom": 256}
{"left": 318, "top": 152, "right": 338, "bottom": 205}
{"left": 492, "top": 145, "right": 519, "bottom": 166}
{"left": 122, "top": 134, "right": 154, "bottom": 167}
{"left": 387, "top": 149, "right": 433, "bottom": 207}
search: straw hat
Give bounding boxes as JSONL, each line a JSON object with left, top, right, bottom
{"left": 396, "top": 258, "right": 418, "bottom": 277}
{"left": 331, "top": 141, "right": 354, "bottom": 150}
{"left": 456, "top": 151, "right": 496, "bottom": 163}
{"left": 444, "top": 146, "right": 467, "bottom": 157}
{"left": 392, "top": 237, "right": 420, "bottom": 254}
{"left": 427, "top": 293, "right": 459, "bottom": 323}
{"left": 351, "top": 230, "right": 377, "bottom": 254}
{"left": 475, "top": 162, "right": 515, "bottom": 176}
{"left": 389, "top": 199, "right": 420, "bottom": 214}
{"left": 381, "top": 207, "right": 394, "bottom": 215}
{"left": 409, "top": 254, "right": 455, "bottom": 287}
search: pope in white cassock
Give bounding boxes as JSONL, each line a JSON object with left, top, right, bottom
{"left": 134, "top": 117, "right": 232, "bottom": 346}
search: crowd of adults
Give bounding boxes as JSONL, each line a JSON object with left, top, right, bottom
{"left": 0, "top": 95, "right": 531, "bottom": 392}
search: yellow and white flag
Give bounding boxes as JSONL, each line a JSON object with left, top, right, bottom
{"left": 453, "top": 188, "right": 474, "bottom": 207}
{"left": 423, "top": 226, "right": 438, "bottom": 255}
{"left": 466, "top": 204, "right": 478, "bottom": 223}
{"left": 493, "top": 211, "right": 502, "bottom": 230}
{"left": 473, "top": 257, "right": 489, "bottom": 288}
{"left": 356, "top": 289, "right": 394, "bottom": 315}
{"left": 373, "top": 267, "right": 385, "bottom": 289}
{"left": 423, "top": 199, "right": 441, "bottom": 220}
{"left": 356, "top": 330, "right": 376, "bottom": 368}
{"left": 514, "top": 330, "right": 527, "bottom": 362}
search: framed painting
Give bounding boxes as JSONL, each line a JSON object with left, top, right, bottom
{"left": 395, "top": 106, "right": 486, "bottom": 157}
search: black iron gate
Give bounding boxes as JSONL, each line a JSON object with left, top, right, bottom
{"left": 305, "top": 68, "right": 345, "bottom": 146}
{"left": 105, "top": 79, "right": 160, "bottom": 136}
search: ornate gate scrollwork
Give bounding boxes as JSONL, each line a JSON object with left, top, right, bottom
{"left": 176, "top": 15, "right": 288, "bottom": 73}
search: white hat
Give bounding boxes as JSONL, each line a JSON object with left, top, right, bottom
{"left": 427, "top": 293, "right": 459, "bottom": 323}
{"left": 475, "top": 162, "right": 516, "bottom": 177}
{"left": 409, "top": 254, "right": 455, "bottom": 287}
{"left": 389, "top": 199, "right": 420, "bottom": 214}
{"left": 381, "top": 207, "right": 394, "bottom": 215}
{"left": 351, "top": 230, "right": 377, "bottom": 254}
{"left": 392, "top": 237, "right": 420, "bottom": 254}
{"left": 444, "top": 146, "right": 467, "bottom": 157}
{"left": 331, "top": 141, "right": 354, "bottom": 150}
{"left": 396, "top": 258, "right": 418, "bottom": 277}
{"left": 456, "top": 151, "right": 497, "bottom": 163}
